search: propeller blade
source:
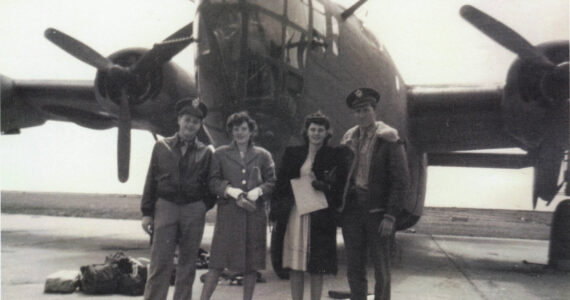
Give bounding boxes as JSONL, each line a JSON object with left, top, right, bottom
{"left": 131, "top": 22, "right": 194, "bottom": 76}
{"left": 533, "top": 139, "right": 566, "bottom": 207}
{"left": 44, "top": 28, "right": 115, "bottom": 70}
{"left": 117, "top": 92, "right": 131, "bottom": 182}
{"left": 341, "top": 0, "right": 368, "bottom": 20}
{"left": 460, "top": 5, "right": 555, "bottom": 68}
{"left": 164, "top": 21, "right": 194, "bottom": 41}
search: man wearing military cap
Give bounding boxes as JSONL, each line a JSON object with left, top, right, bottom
{"left": 339, "top": 88, "right": 409, "bottom": 300}
{"left": 141, "top": 96, "right": 215, "bottom": 300}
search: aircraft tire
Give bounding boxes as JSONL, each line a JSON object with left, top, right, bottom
{"left": 548, "top": 199, "right": 570, "bottom": 271}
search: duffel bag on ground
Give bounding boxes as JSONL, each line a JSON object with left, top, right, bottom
{"left": 44, "top": 270, "right": 80, "bottom": 293}
{"left": 79, "top": 263, "right": 119, "bottom": 294}
{"left": 117, "top": 257, "right": 147, "bottom": 296}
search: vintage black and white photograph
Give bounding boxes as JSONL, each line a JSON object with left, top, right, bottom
{"left": 1, "top": 0, "right": 569, "bottom": 299}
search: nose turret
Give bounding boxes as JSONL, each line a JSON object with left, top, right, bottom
{"left": 194, "top": 0, "right": 309, "bottom": 153}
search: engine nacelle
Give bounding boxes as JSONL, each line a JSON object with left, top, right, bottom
{"left": 502, "top": 41, "right": 569, "bottom": 151}
{"left": 502, "top": 41, "right": 569, "bottom": 202}
{"left": 94, "top": 48, "right": 196, "bottom": 137}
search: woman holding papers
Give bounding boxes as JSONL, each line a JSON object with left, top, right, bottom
{"left": 201, "top": 111, "right": 276, "bottom": 300}
{"left": 273, "top": 111, "right": 350, "bottom": 300}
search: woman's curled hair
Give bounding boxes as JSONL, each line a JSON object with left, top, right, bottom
{"left": 301, "top": 110, "right": 333, "bottom": 145}
{"left": 225, "top": 111, "right": 258, "bottom": 137}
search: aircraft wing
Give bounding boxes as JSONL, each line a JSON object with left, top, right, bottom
{"left": 408, "top": 84, "right": 536, "bottom": 169}
{"left": 407, "top": 83, "right": 567, "bottom": 204}
{"left": 1, "top": 76, "right": 116, "bottom": 134}
{"left": 408, "top": 84, "right": 518, "bottom": 154}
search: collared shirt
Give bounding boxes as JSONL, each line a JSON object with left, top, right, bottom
{"left": 141, "top": 133, "right": 214, "bottom": 216}
{"left": 353, "top": 123, "right": 378, "bottom": 189}
{"left": 176, "top": 135, "right": 194, "bottom": 157}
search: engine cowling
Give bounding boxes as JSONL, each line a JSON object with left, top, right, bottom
{"left": 94, "top": 48, "right": 196, "bottom": 137}
{"left": 503, "top": 41, "right": 569, "bottom": 149}
{"left": 502, "top": 41, "right": 569, "bottom": 203}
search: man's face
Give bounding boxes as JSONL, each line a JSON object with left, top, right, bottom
{"left": 177, "top": 114, "right": 202, "bottom": 140}
{"left": 352, "top": 104, "right": 376, "bottom": 128}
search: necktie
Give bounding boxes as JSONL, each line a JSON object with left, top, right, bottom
{"left": 359, "top": 131, "right": 368, "bottom": 154}
{"left": 181, "top": 141, "right": 190, "bottom": 156}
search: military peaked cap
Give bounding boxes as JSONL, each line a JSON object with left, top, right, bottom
{"left": 175, "top": 97, "right": 208, "bottom": 119}
{"left": 346, "top": 88, "right": 380, "bottom": 109}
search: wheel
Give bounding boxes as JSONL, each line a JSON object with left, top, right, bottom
{"left": 548, "top": 199, "right": 570, "bottom": 270}
{"left": 270, "top": 219, "right": 289, "bottom": 279}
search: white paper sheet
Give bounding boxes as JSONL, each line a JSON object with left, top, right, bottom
{"left": 290, "top": 177, "right": 328, "bottom": 215}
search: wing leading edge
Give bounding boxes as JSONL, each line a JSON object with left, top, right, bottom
{"left": 1, "top": 75, "right": 115, "bottom": 133}
{"left": 408, "top": 84, "right": 519, "bottom": 154}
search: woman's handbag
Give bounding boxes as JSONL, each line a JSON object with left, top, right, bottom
{"left": 236, "top": 193, "right": 257, "bottom": 212}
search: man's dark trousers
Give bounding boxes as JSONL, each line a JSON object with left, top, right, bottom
{"left": 144, "top": 199, "right": 206, "bottom": 300}
{"left": 341, "top": 193, "right": 391, "bottom": 300}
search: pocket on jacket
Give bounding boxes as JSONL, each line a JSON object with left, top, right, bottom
{"left": 251, "top": 167, "right": 262, "bottom": 182}
{"left": 156, "top": 173, "right": 170, "bottom": 181}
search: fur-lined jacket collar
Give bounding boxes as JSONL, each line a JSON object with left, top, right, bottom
{"left": 340, "top": 121, "right": 400, "bottom": 149}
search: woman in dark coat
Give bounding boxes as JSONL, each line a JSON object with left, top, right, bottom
{"left": 200, "top": 111, "right": 276, "bottom": 300}
{"left": 272, "top": 111, "right": 349, "bottom": 300}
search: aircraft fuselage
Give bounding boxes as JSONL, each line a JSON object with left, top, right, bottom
{"left": 194, "top": 0, "right": 423, "bottom": 227}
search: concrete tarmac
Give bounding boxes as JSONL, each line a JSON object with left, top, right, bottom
{"left": 2, "top": 214, "right": 569, "bottom": 300}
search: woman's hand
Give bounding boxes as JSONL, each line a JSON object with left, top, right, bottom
{"left": 225, "top": 186, "right": 245, "bottom": 200}
{"left": 311, "top": 180, "right": 329, "bottom": 193}
{"left": 247, "top": 187, "right": 263, "bottom": 202}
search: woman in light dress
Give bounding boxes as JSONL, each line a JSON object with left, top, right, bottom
{"left": 273, "top": 111, "right": 349, "bottom": 300}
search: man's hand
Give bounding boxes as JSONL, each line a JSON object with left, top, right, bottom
{"left": 378, "top": 214, "right": 395, "bottom": 238}
{"left": 311, "top": 180, "right": 329, "bottom": 192}
{"left": 142, "top": 216, "right": 154, "bottom": 235}
{"left": 225, "top": 186, "right": 245, "bottom": 200}
{"left": 247, "top": 187, "right": 263, "bottom": 202}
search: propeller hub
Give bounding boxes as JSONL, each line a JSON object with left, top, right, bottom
{"left": 95, "top": 48, "right": 162, "bottom": 107}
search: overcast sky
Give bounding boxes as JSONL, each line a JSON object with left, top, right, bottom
{"left": 1, "top": 0, "right": 568, "bottom": 211}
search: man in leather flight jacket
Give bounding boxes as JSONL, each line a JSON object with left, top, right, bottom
{"left": 141, "top": 97, "right": 215, "bottom": 300}
{"left": 339, "top": 88, "right": 410, "bottom": 300}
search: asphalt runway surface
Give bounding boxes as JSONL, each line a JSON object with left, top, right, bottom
{"left": 2, "top": 212, "right": 569, "bottom": 300}
{"left": 2, "top": 192, "right": 568, "bottom": 299}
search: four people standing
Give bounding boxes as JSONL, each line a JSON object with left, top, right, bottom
{"left": 140, "top": 87, "right": 408, "bottom": 299}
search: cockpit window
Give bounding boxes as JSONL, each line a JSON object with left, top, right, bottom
{"left": 248, "top": 0, "right": 284, "bottom": 15}
{"left": 311, "top": 0, "right": 327, "bottom": 54}
{"left": 287, "top": 0, "right": 310, "bottom": 30}
{"left": 211, "top": 8, "right": 242, "bottom": 62}
{"left": 285, "top": 27, "right": 306, "bottom": 69}
{"left": 248, "top": 11, "right": 283, "bottom": 59}
{"left": 312, "top": 0, "right": 326, "bottom": 37}
{"left": 330, "top": 16, "right": 339, "bottom": 55}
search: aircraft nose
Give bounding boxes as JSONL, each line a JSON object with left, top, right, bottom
{"left": 194, "top": 2, "right": 301, "bottom": 152}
